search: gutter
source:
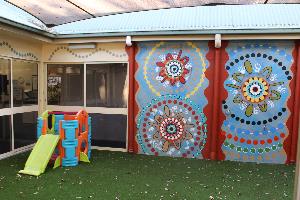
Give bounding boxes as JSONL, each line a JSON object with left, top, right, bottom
{"left": 53, "top": 28, "right": 300, "bottom": 39}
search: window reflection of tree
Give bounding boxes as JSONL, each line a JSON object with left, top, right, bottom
{"left": 86, "top": 63, "right": 127, "bottom": 108}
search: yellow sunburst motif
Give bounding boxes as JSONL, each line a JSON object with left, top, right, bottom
{"left": 242, "top": 77, "right": 269, "bottom": 103}
{"left": 226, "top": 60, "right": 284, "bottom": 117}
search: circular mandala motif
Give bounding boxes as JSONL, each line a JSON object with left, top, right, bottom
{"left": 160, "top": 117, "right": 184, "bottom": 141}
{"left": 242, "top": 77, "right": 269, "bottom": 103}
{"left": 137, "top": 95, "right": 207, "bottom": 158}
{"left": 157, "top": 50, "right": 190, "bottom": 85}
{"left": 166, "top": 60, "right": 183, "bottom": 78}
{"left": 225, "top": 58, "right": 289, "bottom": 118}
{"left": 167, "top": 61, "right": 182, "bottom": 75}
{"left": 143, "top": 42, "right": 207, "bottom": 98}
{"left": 221, "top": 43, "right": 293, "bottom": 163}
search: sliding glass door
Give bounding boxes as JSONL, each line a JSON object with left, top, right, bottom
{"left": 46, "top": 62, "right": 128, "bottom": 149}
{"left": 0, "top": 58, "right": 38, "bottom": 156}
{"left": 86, "top": 63, "right": 128, "bottom": 148}
{"left": 0, "top": 58, "right": 11, "bottom": 154}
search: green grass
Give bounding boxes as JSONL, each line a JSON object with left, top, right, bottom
{"left": 0, "top": 150, "right": 295, "bottom": 200}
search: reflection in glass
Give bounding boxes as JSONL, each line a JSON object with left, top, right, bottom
{"left": 12, "top": 60, "right": 38, "bottom": 107}
{"left": 90, "top": 113, "right": 126, "bottom": 148}
{"left": 14, "top": 112, "right": 37, "bottom": 149}
{"left": 47, "top": 64, "right": 83, "bottom": 106}
{"left": 86, "top": 63, "right": 128, "bottom": 107}
{"left": 0, "top": 58, "right": 11, "bottom": 109}
{"left": 0, "top": 115, "right": 11, "bottom": 154}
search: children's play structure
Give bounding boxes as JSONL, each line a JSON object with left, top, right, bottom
{"left": 19, "top": 110, "right": 91, "bottom": 176}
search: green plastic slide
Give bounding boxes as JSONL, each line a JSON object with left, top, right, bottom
{"left": 19, "top": 134, "right": 60, "bottom": 176}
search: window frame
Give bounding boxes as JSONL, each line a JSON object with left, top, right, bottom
{"left": 12, "top": 59, "right": 39, "bottom": 107}
{"left": 45, "top": 61, "right": 129, "bottom": 150}
{"left": 46, "top": 63, "right": 85, "bottom": 106}
{"left": 0, "top": 56, "right": 39, "bottom": 158}
{"left": 85, "top": 62, "right": 128, "bottom": 114}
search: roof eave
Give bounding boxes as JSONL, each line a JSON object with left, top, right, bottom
{"left": 1, "top": 17, "right": 300, "bottom": 41}
{"left": 52, "top": 29, "right": 300, "bottom": 39}
{"left": 0, "top": 17, "right": 55, "bottom": 38}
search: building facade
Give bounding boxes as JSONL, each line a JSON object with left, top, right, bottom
{"left": 0, "top": 3, "right": 299, "bottom": 165}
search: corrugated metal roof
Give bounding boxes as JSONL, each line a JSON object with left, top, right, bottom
{"left": 52, "top": 4, "right": 300, "bottom": 35}
{"left": 1, "top": 1, "right": 300, "bottom": 37}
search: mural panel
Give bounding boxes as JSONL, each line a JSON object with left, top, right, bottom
{"left": 221, "top": 41, "right": 294, "bottom": 163}
{"left": 135, "top": 42, "right": 209, "bottom": 158}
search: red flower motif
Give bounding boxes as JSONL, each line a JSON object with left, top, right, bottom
{"left": 156, "top": 50, "right": 190, "bottom": 86}
{"left": 152, "top": 105, "right": 194, "bottom": 152}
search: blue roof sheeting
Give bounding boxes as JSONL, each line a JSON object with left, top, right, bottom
{"left": 52, "top": 4, "right": 300, "bottom": 35}
{"left": 0, "top": 2, "right": 300, "bottom": 37}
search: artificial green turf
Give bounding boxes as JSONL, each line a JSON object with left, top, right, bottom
{"left": 0, "top": 150, "right": 295, "bottom": 200}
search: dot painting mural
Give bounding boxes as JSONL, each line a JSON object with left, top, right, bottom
{"left": 133, "top": 41, "right": 299, "bottom": 164}
{"left": 135, "top": 42, "right": 209, "bottom": 158}
{"left": 221, "top": 41, "right": 294, "bottom": 164}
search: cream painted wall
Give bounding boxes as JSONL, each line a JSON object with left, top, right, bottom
{"left": 42, "top": 43, "right": 128, "bottom": 63}
{"left": 0, "top": 32, "right": 42, "bottom": 61}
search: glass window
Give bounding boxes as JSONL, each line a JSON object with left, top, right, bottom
{"left": 0, "top": 58, "right": 11, "bottom": 109}
{"left": 0, "top": 115, "right": 12, "bottom": 154}
{"left": 47, "top": 64, "right": 84, "bottom": 106}
{"left": 14, "top": 112, "right": 37, "bottom": 149}
{"left": 86, "top": 63, "right": 128, "bottom": 108}
{"left": 90, "top": 113, "right": 127, "bottom": 148}
{"left": 12, "top": 60, "right": 38, "bottom": 107}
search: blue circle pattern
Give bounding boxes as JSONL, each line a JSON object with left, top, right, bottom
{"left": 222, "top": 41, "right": 294, "bottom": 163}
{"left": 136, "top": 94, "right": 207, "bottom": 157}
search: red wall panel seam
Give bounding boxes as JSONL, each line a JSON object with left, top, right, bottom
{"left": 126, "top": 44, "right": 135, "bottom": 153}
{"left": 290, "top": 41, "right": 300, "bottom": 162}
{"left": 203, "top": 41, "right": 215, "bottom": 159}
{"left": 217, "top": 42, "right": 229, "bottom": 161}
{"left": 210, "top": 47, "right": 221, "bottom": 160}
